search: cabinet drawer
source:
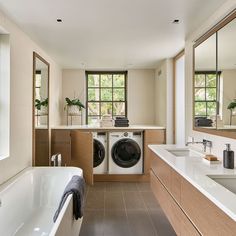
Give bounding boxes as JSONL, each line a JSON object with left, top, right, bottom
{"left": 171, "top": 169, "right": 181, "bottom": 203}
{"left": 151, "top": 154, "right": 171, "bottom": 189}
{"left": 151, "top": 171, "right": 200, "bottom": 236}
{"left": 181, "top": 178, "right": 236, "bottom": 235}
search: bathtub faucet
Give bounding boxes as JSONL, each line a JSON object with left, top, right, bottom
{"left": 51, "top": 153, "right": 62, "bottom": 166}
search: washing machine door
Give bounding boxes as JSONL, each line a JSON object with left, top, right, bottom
{"left": 93, "top": 139, "right": 105, "bottom": 168}
{"left": 111, "top": 138, "right": 141, "bottom": 168}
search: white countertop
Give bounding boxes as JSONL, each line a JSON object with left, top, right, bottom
{"left": 52, "top": 125, "right": 165, "bottom": 130}
{"left": 149, "top": 144, "right": 236, "bottom": 221}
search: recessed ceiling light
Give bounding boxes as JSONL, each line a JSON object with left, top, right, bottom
{"left": 57, "top": 19, "right": 62, "bottom": 23}
{"left": 172, "top": 19, "right": 180, "bottom": 24}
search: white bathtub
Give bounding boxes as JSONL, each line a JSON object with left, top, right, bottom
{"left": 0, "top": 167, "right": 83, "bottom": 236}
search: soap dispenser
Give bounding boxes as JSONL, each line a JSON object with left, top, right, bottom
{"left": 223, "top": 144, "right": 234, "bottom": 169}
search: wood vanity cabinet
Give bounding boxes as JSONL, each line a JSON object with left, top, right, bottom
{"left": 151, "top": 151, "right": 236, "bottom": 236}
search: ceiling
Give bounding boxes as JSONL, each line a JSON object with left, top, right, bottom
{"left": 0, "top": 0, "right": 227, "bottom": 69}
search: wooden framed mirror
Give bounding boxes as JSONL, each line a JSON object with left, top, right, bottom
{"left": 193, "top": 9, "right": 236, "bottom": 139}
{"left": 32, "top": 52, "right": 50, "bottom": 165}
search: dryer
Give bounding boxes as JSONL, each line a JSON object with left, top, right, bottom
{"left": 93, "top": 132, "right": 108, "bottom": 174}
{"left": 109, "top": 131, "right": 143, "bottom": 174}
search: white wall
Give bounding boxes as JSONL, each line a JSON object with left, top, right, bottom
{"left": 61, "top": 69, "right": 156, "bottom": 125}
{"left": 185, "top": 0, "right": 236, "bottom": 160}
{"left": 0, "top": 10, "right": 62, "bottom": 185}
{"left": 155, "top": 59, "right": 173, "bottom": 144}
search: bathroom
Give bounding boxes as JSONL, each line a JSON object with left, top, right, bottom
{"left": 1, "top": 0, "right": 236, "bottom": 235}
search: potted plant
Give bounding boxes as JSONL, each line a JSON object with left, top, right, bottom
{"left": 227, "top": 99, "right": 236, "bottom": 125}
{"left": 65, "top": 97, "right": 85, "bottom": 116}
{"left": 35, "top": 98, "right": 48, "bottom": 115}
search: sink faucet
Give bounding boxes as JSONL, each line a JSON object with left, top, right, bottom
{"left": 51, "top": 153, "right": 62, "bottom": 166}
{"left": 186, "top": 137, "right": 212, "bottom": 152}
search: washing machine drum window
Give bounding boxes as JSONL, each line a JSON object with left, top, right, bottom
{"left": 93, "top": 139, "right": 105, "bottom": 168}
{"left": 111, "top": 138, "right": 141, "bottom": 168}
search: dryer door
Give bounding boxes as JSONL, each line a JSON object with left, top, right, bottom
{"left": 111, "top": 138, "right": 141, "bottom": 168}
{"left": 93, "top": 139, "right": 105, "bottom": 167}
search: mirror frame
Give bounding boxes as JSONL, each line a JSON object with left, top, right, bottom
{"left": 32, "top": 51, "right": 50, "bottom": 166}
{"left": 193, "top": 9, "right": 236, "bottom": 139}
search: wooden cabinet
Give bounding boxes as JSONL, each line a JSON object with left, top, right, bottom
{"left": 151, "top": 171, "right": 199, "bottom": 236}
{"left": 51, "top": 130, "right": 71, "bottom": 166}
{"left": 144, "top": 129, "right": 166, "bottom": 174}
{"left": 171, "top": 168, "right": 181, "bottom": 203}
{"left": 71, "top": 131, "right": 93, "bottom": 185}
{"left": 151, "top": 151, "right": 171, "bottom": 189}
{"left": 35, "top": 129, "right": 50, "bottom": 166}
{"left": 181, "top": 178, "right": 236, "bottom": 236}
{"left": 151, "top": 153, "right": 236, "bottom": 236}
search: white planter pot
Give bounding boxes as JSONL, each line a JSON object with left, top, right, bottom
{"left": 67, "top": 105, "right": 81, "bottom": 116}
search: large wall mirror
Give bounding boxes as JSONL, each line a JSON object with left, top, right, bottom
{"left": 193, "top": 10, "right": 236, "bottom": 139}
{"left": 33, "top": 52, "right": 50, "bottom": 166}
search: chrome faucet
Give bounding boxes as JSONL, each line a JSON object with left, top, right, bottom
{"left": 186, "top": 137, "right": 212, "bottom": 152}
{"left": 51, "top": 153, "right": 62, "bottom": 166}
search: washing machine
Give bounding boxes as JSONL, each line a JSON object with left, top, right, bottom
{"left": 93, "top": 132, "right": 108, "bottom": 174}
{"left": 109, "top": 131, "right": 143, "bottom": 174}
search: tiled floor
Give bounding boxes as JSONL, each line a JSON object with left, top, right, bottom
{"left": 80, "top": 182, "right": 176, "bottom": 236}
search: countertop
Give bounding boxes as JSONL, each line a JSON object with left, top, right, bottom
{"left": 52, "top": 125, "right": 165, "bottom": 130}
{"left": 149, "top": 144, "right": 236, "bottom": 221}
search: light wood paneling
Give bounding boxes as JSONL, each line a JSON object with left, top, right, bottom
{"left": 181, "top": 178, "right": 236, "bottom": 236}
{"left": 35, "top": 129, "right": 49, "bottom": 166}
{"left": 144, "top": 129, "right": 166, "bottom": 174}
{"left": 70, "top": 131, "right": 93, "bottom": 185}
{"left": 171, "top": 169, "right": 181, "bottom": 203}
{"left": 151, "top": 171, "right": 200, "bottom": 236}
{"left": 151, "top": 152, "right": 171, "bottom": 189}
{"left": 51, "top": 129, "right": 71, "bottom": 166}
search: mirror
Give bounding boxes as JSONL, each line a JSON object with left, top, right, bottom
{"left": 194, "top": 33, "right": 217, "bottom": 129}
{"left": 218, "top": 18, "right": 236, "bottom": 129}
{"left": 193, "top": 11, "right": 236, "bottom": 139}
{"left": 33, "top": 52, "right": 50, "bottom": 166}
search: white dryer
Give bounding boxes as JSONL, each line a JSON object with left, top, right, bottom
{"left": 109, "top": 131, "right": 143, "bottom": 174}
{"left": 93, "top": 132, "right": 108, "bottom": 174}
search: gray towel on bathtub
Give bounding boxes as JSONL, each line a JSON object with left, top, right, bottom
{"left": 53, "top": 175, "right": 85, "bottom": 222}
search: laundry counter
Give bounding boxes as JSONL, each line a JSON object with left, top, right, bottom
{"left": 51, "top": 125, "right": 166, "bottom": 185}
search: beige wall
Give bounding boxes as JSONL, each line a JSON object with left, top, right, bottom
{"left": 185, "top": 0, "right": 236, "bottom": 160}
{"left": 61, "top": 69, "right": 156, "bottom": 125}
{"left": 0, "top": 10, "right": 62, "bottom": 184}
{"left": 154, "top": 59, "right": 173, "bottom": 144}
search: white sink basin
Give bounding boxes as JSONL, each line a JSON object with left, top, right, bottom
{"left": 166, "top": 148, "right": 204, "bottom": 157}
{"left": 208, "top": 175, "right": 236, "bottom": 195}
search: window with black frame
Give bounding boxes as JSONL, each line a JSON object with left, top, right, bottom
{"left": 86, "top": 71, "right": 127, "bottom": 124}
{"left": 194, "top": 72, "right": 219, "bottom": 119}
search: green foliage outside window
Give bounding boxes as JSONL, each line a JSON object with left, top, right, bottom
{"left": 86, "top": 72, "right": 127, "bottom": 124}
{"left": 194, "top": 72, "right": 217, "bottom": 118}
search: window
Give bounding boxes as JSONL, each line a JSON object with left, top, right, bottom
{"left": 194, "top": 71, "right": 219, "bottom": 118}
{"left": 86, "top": 71, "right": 127, "bottom": 124}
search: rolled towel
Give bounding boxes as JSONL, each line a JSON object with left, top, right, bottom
{"left": 53, "top": 175, "right": 85, "bottom": 222}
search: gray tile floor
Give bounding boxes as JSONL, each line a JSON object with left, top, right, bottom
{"left": 80, "top": 182, "right": 176, "bottom": 236}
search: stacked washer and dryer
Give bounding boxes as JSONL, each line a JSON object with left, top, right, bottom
{"left": 92, "top": 131, "right": 143, "bottom": 174}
